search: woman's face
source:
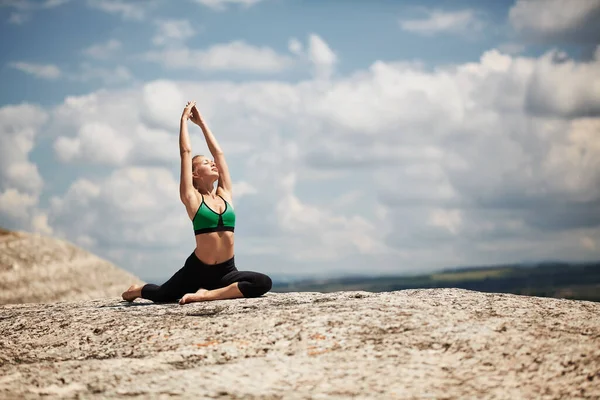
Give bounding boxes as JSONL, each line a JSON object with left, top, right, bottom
{"left": 193, "top": 156, "right": 219, "bottom": 179}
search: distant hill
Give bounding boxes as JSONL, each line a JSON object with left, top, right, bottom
{"left": 0, "top": 228, "right": 144, "bottom": 304}
{"left": 272, "top": 261, "right": 600, "bottom": 302}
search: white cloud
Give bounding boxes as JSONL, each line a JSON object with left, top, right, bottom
{"left": 428, "top": 209, "right": 462, "bottom": 235}
{"left": 86, "top": 0, "right": 147, "bottom": 20}
{"left": 299, "top": 49, "right": 599, "bottom": 265}
{"left": 1, "top": 0, "right": 70, "bottom": 24}
{"left": 54, "top": 122, "right": 133, "bottom": 165}
{"left": 152, "top": 19, "right": 196, "bottom": 46}
{"left": 143, "top": 34, "right": 335, "bottom": 77}
{"left": 31, "top": 212, "right": 53, "bottom": 235}
{"left": 307, "top": 34, "right": 337, "bottom": 79}
{"left": 51, "top": 92, "right": 102, "bottom": 133}
{"left": 9, "top": 62, "right": 61, "bottom": 79}
{"left": 0, "top": 104, "right": 46, "bottom": 194}
{"left": 287, "top": 34, "right": 337, "bottom": 79}
{"left": 307, "top": 60, "right": 462, "bottom": 134}
{"left": 581, "top": 236, "right": 596, "bottom": 251}
{"left": 524, "top": 49, "right": 600, "bottom": 118}
{"left": 0, "top": 189, "right": 37, "bottom": 222}
{"left": 399, "top": 9, "right": 482, "bottom": 36}
{"left": 50, "top": 85, "right": 179, "bottom": 167}
{"left": 232, "top": 181, "right": 258, "bottom": 198}
{"left": 130, "top": 124, "right": 180, "bottom": 163}
{"left": 497, "top": 42, "right": 526, "bottom": 55}
{"left": 82, "top": 39, "right": 122, "bottom": 60}
{"left": 140, "top": 80, "right": 186, "bottom": 130}
{"left": 288, "top": 38, "right": 303, "bottom": 56}
{"left": 53, "top": 136, "right": 80, "bottom": 163}
{"left": 0, "top": 103, "right": 47, "bottom": 232}
{"left": 543, "top": 118, "right": 600, "bottom": 202}
{"left": 191, "top": 0, "right": 264, "bottom": 11}
{"left": 8, "top": 12, "right": 28, "bottom": 24}
{"left": 7, "top": 42, "right": 600, "bottom": 278}
{"left": 509, "top": 0, "right": 600, "bottom": 43}
{"left": 45, "top": 0, "right": 70, "bottom": 7}
{"left": 48, "top": 168, "right": 191, "bottom": 273}
{"left": 143, "top": 40, "right": 294, "bottom": 73}
{"left": 43, "top": 81, "right": 396, "bottom": 270}
{"left": 73, "top": 64, "right": 132, "bottom": 85}
{"left": 274, "top": 172, "right": 392, "bottom": 261}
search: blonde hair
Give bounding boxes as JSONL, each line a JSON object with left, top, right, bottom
{"left": 191, "top": 155, "right": 205, "bottom": 190}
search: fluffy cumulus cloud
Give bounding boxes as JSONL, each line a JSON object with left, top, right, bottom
{"left": 524, "top": 50, "right": 600, "bottom": 117}
{"left": 51, "top": 88, "right": 177, "bottom": 166}
{"left": 82, "top": 39, "right": 122, "bottom": 60}
{"left": 143, "top": 34, "right": 334, "bottom": 76}
{"left": 4, "top": 31, "right": 600, "bottom": 277}
{"left": 191, "top": 0, "right": 265, "bottom": 11}
{"left": 72, "top": 64, "right": 132, "bottom": 85}
{"left": 1, "top": 0, "right": 70, "bottom": 24}
{"left": 399, "top": 8, "right": 483, "bottom": 36}
{"left": 274, "top": 173, "right": 392, "bottom": 262}
{"left": 54, "top": 122, "right": 132, "bottom": 165}
{"left": 509, "top": 0, "right": 600, "bottom": 43}
{"left": 143, "top": 40, "right": 294, "bottom": 73}
{"left": 86, "top": 0, "right": 148, "bottom": 20}
{"left": 152, "top": 19, "right": 196, "bottom": 46}
{"left": 47, "top": 167, "right": 195, "bottom": 275}
{"left": 8, "top": 62, "right": 61, "bottom": 79}
{"left": 8, "top": 58, "right": 130, "bottom": 85}
{"left": 0, "top": 104, "right": 52, "bottom": 234}
{"left": 49, "top": 168, "right": 186, "bottom": 247}
{"left": 288, "top": 34, "right": 337, "bottom": 79}
{"left": 0, "top": 105, "right": 45, "bottom": 196}
{"left": 38, "top": 73, "right": 397, "bottom": 274}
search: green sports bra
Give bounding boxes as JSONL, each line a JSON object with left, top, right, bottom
{"left": 192, "top": 194, "right": 236, "bottom": 235}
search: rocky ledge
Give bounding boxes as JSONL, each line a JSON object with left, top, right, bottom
{"left": 0, "top": 229, "right": 143, "bottom": 305}
{"left": 1, "top": 289, "right": 599, "bottom": 399}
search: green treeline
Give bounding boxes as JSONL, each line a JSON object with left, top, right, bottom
{"left": 272, "top": 262, "right": 600, "bottom": 302}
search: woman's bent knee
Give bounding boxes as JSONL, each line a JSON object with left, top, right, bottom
{"left": 141, "top": 283, "right": 178, "bottom": 303}
{"left": 238, "top": 273, "right": 272, "bottom": 298}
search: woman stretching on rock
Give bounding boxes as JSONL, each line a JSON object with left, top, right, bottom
{"left": 122, "top": 101, "right": 272, "bottom": 304}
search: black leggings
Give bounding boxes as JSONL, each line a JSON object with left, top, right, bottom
{"left": 141, "top": 252, "right": 272, "bottom": 303}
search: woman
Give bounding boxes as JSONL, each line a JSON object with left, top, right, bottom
{"left": 122, "top": 101, "right": 272, "bottom": 304}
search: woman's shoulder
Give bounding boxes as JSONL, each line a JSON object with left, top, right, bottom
{"left": 216, "top": 187, "right": 233, "bottom": 207}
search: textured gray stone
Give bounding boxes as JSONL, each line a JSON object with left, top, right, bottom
{"left": 1, "top": 289, "right": 599, "bottom": 399}
{"left": 0, "top": 230, "right": 143, "bottom": 305}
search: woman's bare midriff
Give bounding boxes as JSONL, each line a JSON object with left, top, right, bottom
{"left": 194, "top": 231, "right": 234, "bottom": 264}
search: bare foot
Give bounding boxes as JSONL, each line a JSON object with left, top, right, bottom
{"left": 179, "top": 289, "right": 209, "bottom": 305}
{"left": 122, "top": 285, "right": 141, "bottom": 302}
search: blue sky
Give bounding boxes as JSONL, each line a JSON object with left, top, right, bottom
{"left": 1, "top": 0, "right": 547, "bottom": 106}
{"left": 1, "top": 0, "right": 599, "bottom": 282}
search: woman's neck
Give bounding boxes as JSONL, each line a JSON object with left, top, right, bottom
{"left": 195, "top": 180, "right": 216, "bottom": 196}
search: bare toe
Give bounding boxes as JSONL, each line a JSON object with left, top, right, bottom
{"left": 122, "top": 285, "right": 139, "bottom": 302}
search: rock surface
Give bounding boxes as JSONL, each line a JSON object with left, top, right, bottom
{"left": 0, "top": 229, "right": 143, "bottom": 305}
{"left": 1, "top": 289, "right": 599, "bottom": 399}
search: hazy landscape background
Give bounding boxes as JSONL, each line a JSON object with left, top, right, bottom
{"left": 272, "top": 260, "right": 600, "bottom": 303}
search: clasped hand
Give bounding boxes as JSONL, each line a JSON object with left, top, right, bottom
{"left": 182, "top": 100, "right": 203, "bottom": 125}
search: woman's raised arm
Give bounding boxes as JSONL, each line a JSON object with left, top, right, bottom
{"left": 191, "top": 105, "right": 233, "bottom": 198}
{"left": 179, "top": 102, "right": 200, "bottom": 216}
